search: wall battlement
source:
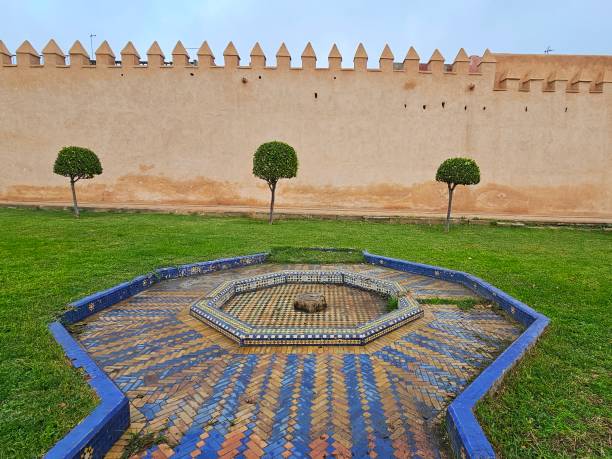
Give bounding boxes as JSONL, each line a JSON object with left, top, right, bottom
{"left": 1, "top": 39, "right": 611, "bottom": 94}
{"left": 1, "top": 38, "right": 611, "bottom": 221}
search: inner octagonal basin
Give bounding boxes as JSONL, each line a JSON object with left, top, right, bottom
{"left": 223, "top": 283, "right": 387, "bottom": 328}
{"left": 190, "top": 270, "right": 423, "bottom": 345}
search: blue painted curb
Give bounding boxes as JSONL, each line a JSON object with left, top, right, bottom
{"left": 47, "top": 253, "right": 268, "bottom": 458}
{"left": 362, "top": 251, "right": 550, "bottom": 459}
{"left": 45, "top": 322, "right": 129, "bottom": 459}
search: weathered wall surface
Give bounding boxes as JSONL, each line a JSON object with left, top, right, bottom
{"left": 1, "top": 40, "right": 611, "bottom": 220}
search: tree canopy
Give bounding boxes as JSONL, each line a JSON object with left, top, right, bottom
{"left": 435, "top": 157, "right": 480, "bottom": 187}
{"left": 252, "top": 141, "right": 298, "bottom": 185}
{"left": 53, "top": 146, "right": 103, "bottom": 182}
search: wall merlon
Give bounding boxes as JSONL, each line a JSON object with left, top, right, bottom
{"left": 379, "top": 44, "right": 394, "bottom": 72}
{"left": 567, "top": 70, "right": 592, "bottom": 93}
{"left": 403, "top": 46, "right": 420, "bottom": 73}
{"left": 223, "top": 41, "right": 239, "bottom": 68}
{"left": 354, "top": 43, "right": 368, "bottom": 71}
{"left": 16, "top": 40, "right": 40, "bottom": 66}
{"left": 301, "top": 42, "right": 316, "bottom": 70}
{"left": 250, "top": 42, "right": 265, "bottom": 68}
{"left": 545, "top": 71, "right": 571, "bottom": 92}
{"left": 594, "top": 69, "right": 612, "bottom": 92}
{"left": 477, "top": 49, "right": 496, "bottom": 80}
{"left": 120, "top": 41, "right": 140, "bottom": 67}
{"left": 0, "top": 40, "right": 12, "bottom": 66}
{"left": 276, "top": 43, "right": 291, "bottom": 70}
{"left": 497, "top": 69, "right": 522, "bottom": 91}
{"left": 95, "top": 41, "right": 116, "bottom": 67}
{"left": 42, "top": 39, "right": 65, "bottom": 66}
{"left": 146, "top": 41, "right": 165, "bottom": 68}
{"left": 69, "top": 40, "right": 90, "bottom": 68}
{"left": 480, "top": 49, "right": 496, "bottom": 63}
{"left": 197, "top": 41, "right": 215, "bottom": 68}
{"left": 520, "top": 73, "right": 545, "bottom": 92}
{"left": 172, "top": 41, "right": 191, "bottom": 67}
{"left": 328, "top": 44, "right": 342, "bottom": 71}
{"left": 427, "top": 49, "right": 445, "bottom": 74}
{"left": 452, "top": 48, "right": 470, "bottom": 74}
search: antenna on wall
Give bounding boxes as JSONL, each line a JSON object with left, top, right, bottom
{"left": 544, "top": 46, "right": 554, "bottom": 54}
{"left": 89, "top": 33, "right": 97, "bottom": 58}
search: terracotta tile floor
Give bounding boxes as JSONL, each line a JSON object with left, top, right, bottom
{"left": 75, "top": 264, "right": 522, "bottom": 459}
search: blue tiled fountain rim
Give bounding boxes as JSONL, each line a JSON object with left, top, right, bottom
{"left": 362, "top": 251, "right": 550, "bottom": 459}
{"left": 189, "top": 269, "right": 423, "bottom": 346}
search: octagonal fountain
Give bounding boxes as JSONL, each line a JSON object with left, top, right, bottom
{"left": 48, "top": 252, "right": 541, "bottom": 459}
{"left": 190, "top": 270, "right": 423, "bottom": 345}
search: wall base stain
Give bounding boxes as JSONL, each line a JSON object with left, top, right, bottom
{"left": 281, "top": 181, "right": 610, "bottom": 216}
{"left": 1, "top": 174, "right": 609, "bottom": 218}
{"left": 0, "top": 174, "right": 263, "bottom": 207}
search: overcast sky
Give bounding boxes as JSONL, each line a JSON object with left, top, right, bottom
{"left": 2, "top": 0, "right": 610, "bottom": 66}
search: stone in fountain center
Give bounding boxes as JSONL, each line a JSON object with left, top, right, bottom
{"left": 293, "top": 292, "right": 327, "bottom": 313}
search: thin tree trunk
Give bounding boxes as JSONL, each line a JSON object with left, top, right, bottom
{"left": 445, "top": 183, "right": 454, "bottom": 233}
{"left": 268, "top": 182, "right": 276, "bottom": 224}
{"left": 70, "top": 178, "right": 80, "bottom": 218}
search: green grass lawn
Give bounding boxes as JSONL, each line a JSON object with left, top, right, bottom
{"left": 0, "top": 207, "right": 610, "bottom": 458}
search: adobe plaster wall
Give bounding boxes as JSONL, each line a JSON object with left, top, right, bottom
{"left": 1, "top": 40, "right": 610, "bottom": 220}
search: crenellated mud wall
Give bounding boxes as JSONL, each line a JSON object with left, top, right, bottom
{"left": 1, "top": 39, "right": 611, "bottom": 220}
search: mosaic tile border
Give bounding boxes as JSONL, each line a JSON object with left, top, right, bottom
{"left": 46, "top": 253, "right": 268, "bottom": 459}
{"left": 189, "top": 270, "right": 423, "bottom": 346}
{"left": 363, "top": 251, "right": 550, "bottom": 459}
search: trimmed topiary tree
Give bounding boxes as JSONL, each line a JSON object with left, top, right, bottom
{"left": 53, "top": 146, "right": 103, "bottom": 218}
{"left": 253, "top": 141, "right": 298, "bottom": 224}
{"left": 436, "top": 157, "right": 480, "bottom": 232}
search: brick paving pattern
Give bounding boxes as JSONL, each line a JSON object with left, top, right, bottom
{"left": 75, "top": 264, "right": 522, "bottom": 458}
